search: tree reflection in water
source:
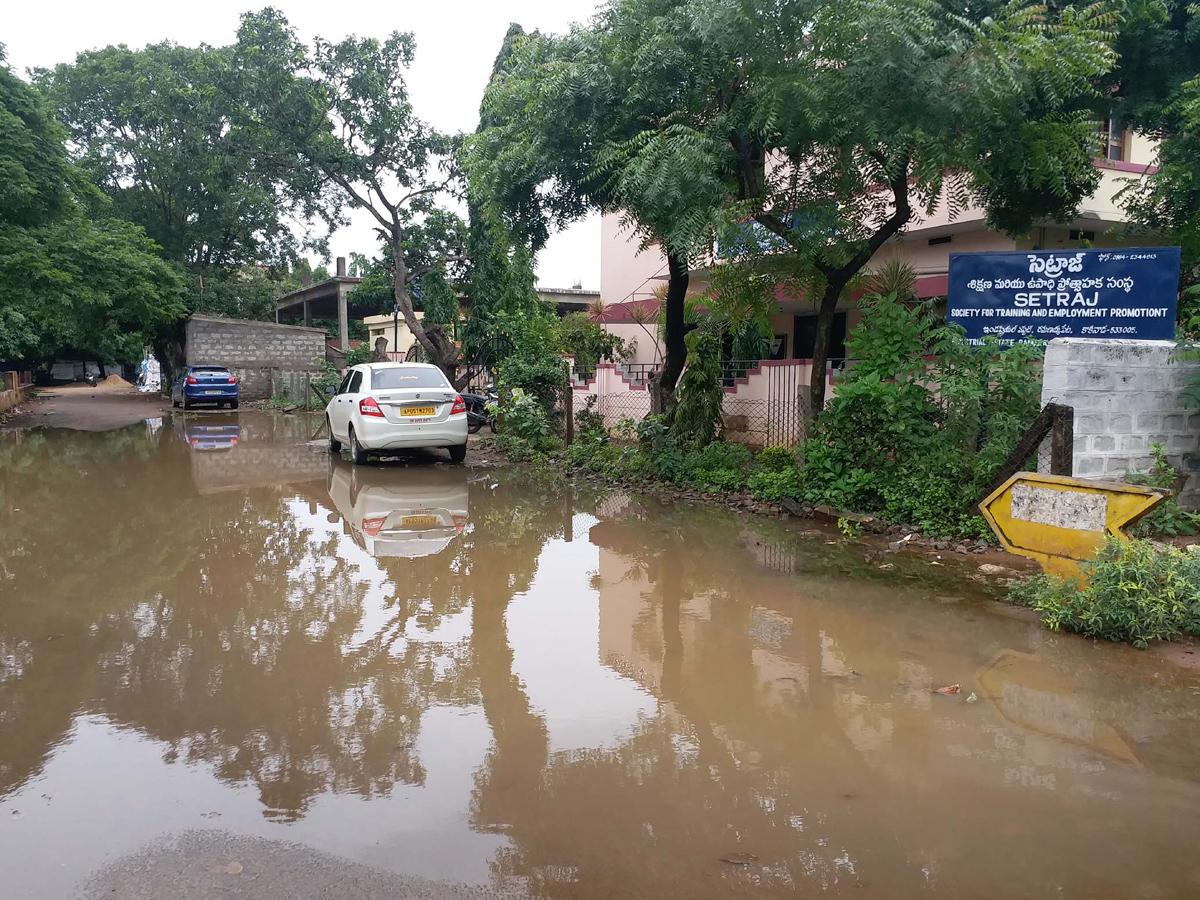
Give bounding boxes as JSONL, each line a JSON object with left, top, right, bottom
{"left": 0, "top": 424, "right": 567, "bottom": 822}
{"left": 4, "top": 429, "right": 1200, "bottom": 898}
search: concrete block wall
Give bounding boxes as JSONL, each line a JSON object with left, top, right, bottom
{"left": 1041, "top": 338, "right": 1200, "bottom": 508}
{"left": 185, "top": 315, "right": 326, "bottom": 401}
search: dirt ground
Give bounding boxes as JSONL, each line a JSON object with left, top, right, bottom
{"left": 3, "top": 383, "right": 172, "bottom": 432}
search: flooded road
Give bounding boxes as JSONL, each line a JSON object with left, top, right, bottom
{"left": 3, "top": 414, "right": 1200, "bottom": 898}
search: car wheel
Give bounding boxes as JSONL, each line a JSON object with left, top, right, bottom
{"left": 230, "top": 400, "right": 239, "bottom": 410}
{"left": 348, "top": 426, "right": 369, "bottom": 465}
{"left": 448, "top": 442, "right": 467, "bottom": 464}
{"left": 172, "top": 396, "right": 180, "bottom": 408}
{"left": 182, "top": 396, "right": 191, "bottom": 411}
{"left": 328, "top": 417, "right": 342, "bottom": 453}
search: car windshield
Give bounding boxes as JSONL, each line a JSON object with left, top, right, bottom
{"left": 372, "top": 367, "right": 449, "bottom": 390}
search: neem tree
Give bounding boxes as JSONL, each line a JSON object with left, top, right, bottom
{"left": 1106, "top": 1, "right": 1200, "bottom": 287}
{"left": 703, "top": 0, "right": 1117, "bottom": 411}
{"left": 229, "top": 8, "right": 468, "bottom": 382}
{"left": 477, "top": 0, "right": 1117, "bottom": 413}
{"left": 468, "top": 3, "right": 733, "bottom": 413}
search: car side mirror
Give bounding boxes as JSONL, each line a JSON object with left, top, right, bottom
{"left": 325, "top": 385, "right": 336, "bottom": 396}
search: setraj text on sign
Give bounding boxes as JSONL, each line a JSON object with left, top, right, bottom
{"left": 947, "top": 247, "right": 1180, "bottom": 346}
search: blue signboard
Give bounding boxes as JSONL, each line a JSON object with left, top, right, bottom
{"left": 947, "top": 247, "right": 1180, "bottom": 346}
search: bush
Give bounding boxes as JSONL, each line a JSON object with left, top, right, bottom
{"left": 1008, "top": 539, "right": 1200, "bottom": 647}
{"left": 345, "top": 345, "right": 370, "bottom": 366}
{"left": 801, "top": 293, "right": 1042, "bottom": 537}
{"left": 495, "top": 390, "right": 559, "bottom": 460}
{"left": 574, "top": 395, "right": 606, "bottom": 437}
{"left": 756, "top": 445, "right": 798, "bottom": 472}
{"left": 488, "top": 309, "right": 568, "bottom": 412}
{"left": 673, "top": 329, "right": 724, "bottom": 445}
{"left": 680, "top": 440, "right": 753, "bottom": 490}
{"left": 636, "top": 415, "right": 683, "bottom": 480}
{"left": 1126, "top": 443, "right": 1200, "bottom": 537}
{"left": 498, "top": 352, "right": 566, "bottom": 413}
{"left": 557, "top": 312, "right": 628, "bottom": 367}
{"left": 747, "top": 469, "right": 802, "bottom": 501}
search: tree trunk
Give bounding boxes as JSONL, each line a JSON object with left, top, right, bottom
{"left": 650, "top": 250, "right": 690, "bottom": 416}
{"left": 808, "top": 280, "right": 844, "bottom": 414}
{"left": 389, "top": 234, "right": 458, "bottom": 382}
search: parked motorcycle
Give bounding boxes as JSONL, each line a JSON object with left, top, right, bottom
{"left": 461, "top": 392, "right": 497, "bottom": 434}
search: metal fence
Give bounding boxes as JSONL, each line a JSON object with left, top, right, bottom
{"left": 974, "top": 403, "right": 1074, "bottom": 506}
{"left": 570, "top": 359, "right": 812, "bottom": 450}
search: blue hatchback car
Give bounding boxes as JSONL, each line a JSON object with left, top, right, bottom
{"left": 172, "top": 365, "right": 240, "bottom": 410}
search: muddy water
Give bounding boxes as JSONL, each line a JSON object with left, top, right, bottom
{"left": 2, "top": 415, "right": 1200, "bottom": 899}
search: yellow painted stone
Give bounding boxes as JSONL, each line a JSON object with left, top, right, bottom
{"left": 978, "top": 473, "right": 1167, "bottom": 579}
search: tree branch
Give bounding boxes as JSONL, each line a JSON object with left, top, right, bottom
{"left": 396, "top": 175, "right": 455, "bottom": 208}
{"left": 322, "top": 167, "right": 394, "bottom": 233}
{"left": 832, "top": 157, "right": 912, "bottom": 282}
{"left": 403, "top": 254, "right": 468, "bottom": 284}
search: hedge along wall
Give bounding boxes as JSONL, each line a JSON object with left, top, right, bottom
{"left": 185, "top": 315, "right": 326, "bottom": 401}
{"left": 1041, "top": 337, "right": 1200, "bottom": 508}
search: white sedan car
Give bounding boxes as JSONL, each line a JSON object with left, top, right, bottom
{"left": 325, "top": 363, "right": 469, "bottom": 464}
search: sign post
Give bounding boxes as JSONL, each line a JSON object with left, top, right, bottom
{"left": 948, "top": 247, "right": 1180, "bottom": 345}
{"left": 978, "top": 473, "right": 1168, "bottom": 579}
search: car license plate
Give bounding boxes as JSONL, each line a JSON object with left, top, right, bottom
{"left": 401, "top": 406, "right": 436, "bottom": 417}
{"left": 401, "top": 515, "right": 438, "bottom": 527}
{"left": 205, "top": 390, "right": 222, "bottom": 395}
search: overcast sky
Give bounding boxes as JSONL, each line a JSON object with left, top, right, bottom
{"left": 5, "top": 0, "right": 604, "bottom": 290}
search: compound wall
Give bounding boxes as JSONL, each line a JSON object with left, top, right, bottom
{"left": 1041, "top": 338, "right": 1200, "bottom": 508}
{"left": 185, "top": 315, "right": 326, "bottom": 401}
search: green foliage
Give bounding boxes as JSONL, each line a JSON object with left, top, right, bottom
{"left": 230, "top": 9, "right": 468, "bottom": 378}
{"left": 1009, "top": 539, "right": 1200, "bottom": 648}
{"left": 673, "top": 330, "right": 725, "bottom": 446}
{"left": 1107, "top": 3, "right": 1200, "bottom": 281}
{"left": 0, "top": 53, "right": 184, "bottom": 364}
{"left": 756, "top": 445, "right": 799, "bottom": 472}
{"left": 495, "top": 390, "right": 559, "bottom": 461}
{"left": 494, "top": 310, "right": 568, "bottom": 411}
{"left": 837, "top": 518, "right": 863, "bottom": 539}
{"left": 574, "top": 396, "right": 606, "bottom": 437}
{"left": 344, "top": 345, "right": 370, "bottom": 367}
{"left": 747, "top": 469, "right": 802, "bottom": 502}
{"left": 679, "top": 440, "right": 753, "bottom": 490}
{"left": 184, "top": 268, "right": 280, "bottom": 322}
{"left": 33, "top": 40, "right": 333, "bottom": 268}
{"left": 1176, "top": 291, "right": 1200, "bottom": 407}
{"left": 1126, "top": 443, "right": 1200, "bottom": 537}
{"left": 802, "top": 294, "right": 1042, "bottom": 537}
{"left": 312, "top": 361, "right": 342, "bottom": 396}
{"left": 556, "top": 312, "right": 627, "bottom": 368}
{"left": 474, "top": 0, "right": 1115, "bottom": 410}
{"left": 636, "top": 415, "right": 683, "bottom": 481}
{"left": 700, "top": 265, "right": 774, "bottom": 361}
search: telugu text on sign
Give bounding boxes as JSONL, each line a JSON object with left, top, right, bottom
{"left": 947, "top": 247, "right": 1180, "bottom": 346}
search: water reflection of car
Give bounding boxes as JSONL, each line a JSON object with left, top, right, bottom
{"left": 183, "top": 423, "right": 241, "bottom": 451}
{"left": 326, "top": 457, "right": 470, "bottom": 558}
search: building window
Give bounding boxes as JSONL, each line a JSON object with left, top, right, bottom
{"left": 928, "top": 235, "right": 953, "bottom": 246}
{"left": 793, "top": 313, "right": 847, "bottom": 363}
{"left": 1101, "top": 116, "right": 1126, "bottom": 162}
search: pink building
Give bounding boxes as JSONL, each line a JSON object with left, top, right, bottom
{"left": 597, "top": 131, "right": 1161, "bottom": 366}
